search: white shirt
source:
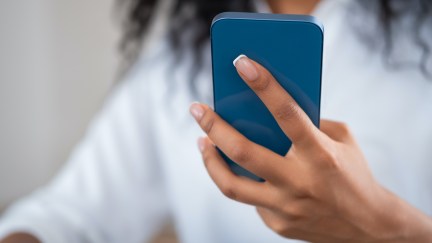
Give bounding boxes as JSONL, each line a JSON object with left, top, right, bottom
{"left": 1, "top": 1, "right": 432, "bottom": 242}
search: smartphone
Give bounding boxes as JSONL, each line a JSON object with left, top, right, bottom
{"left": 211, "top": 12, "right": 323, "bottom": 181}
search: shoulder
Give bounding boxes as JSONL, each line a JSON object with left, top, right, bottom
{"left": 98, "top": 34, "right": 209, "bottom": 123}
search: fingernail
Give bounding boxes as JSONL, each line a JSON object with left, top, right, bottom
{"left": 233, "top": 54, "right": 259, "bottom": 81}
{"left": 198, "top": 137, "right": 206, "bottom": 152}
{"left": 189, "top": 102, "right": 204, "bottom": 120}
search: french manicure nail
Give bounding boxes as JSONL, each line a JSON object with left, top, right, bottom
{"left": 189, "top": 102, "right": 204, "bottom": 120}
{"left": 233, "top": 54, "right": 259, "bottom": 81}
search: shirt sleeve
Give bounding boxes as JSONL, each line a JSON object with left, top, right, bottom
{"left": 0, "top": 52, "right": 171, "bottom": 243}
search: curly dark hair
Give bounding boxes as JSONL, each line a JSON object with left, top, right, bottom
{"left": 117, "top": 0, "right": 432, "bottom": 84}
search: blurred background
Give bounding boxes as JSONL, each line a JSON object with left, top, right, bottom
{"left": 0, "top": 0, "right": 119, "bottom": 212}
{"left": 0, "top": 1, "right": 177, "bottom": 241}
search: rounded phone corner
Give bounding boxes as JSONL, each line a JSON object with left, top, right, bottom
{"left": 210, "top": 12, "right": 234, "bottom": 37}
{"left": 211, "top": 12, "right": 230, "bottom": 26}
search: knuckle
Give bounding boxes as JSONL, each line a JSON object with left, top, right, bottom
{"left": 290, "top": 183, "right": 311, "bottom": 199}
{"left": 258, "top": 208, "right": 297, "bottom": 237}
{"left": 200, "top": 110, "right": 215, "bottom": 134}
{"left": 315, "top": 149, "right": 340, "bottom": 171}
{"left": 298, "top": 184, "right": 316, "bottom": 199}
{"left": 272, "top": 221, "right": 286, "bottom": 235}
{"left": 336, "top": 122, "right": 352, "bottom": 137}
{"left": 281, "top": 203, "right": 305, "bottom": 220}
{"left": 228, "top": 141, "right": 251, "bottom": 164}
{"left": 272, "top": 221, "right": 294, "bottom": 236}
{"left": 250, "top": 71, "right": 271, "bottom": 92}
{"left": 219, "top": 180, "right": 238, "bottom": 200}
{"left": 274, "top": 101, "right": 299, "bottom": 121}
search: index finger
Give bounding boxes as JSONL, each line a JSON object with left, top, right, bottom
{"left": 233, "top": 55, "right": 317, "bottom": 145}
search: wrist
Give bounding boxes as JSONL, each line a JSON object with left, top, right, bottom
{"left": 371, "top": 187, "right": 432, "bottom": 243}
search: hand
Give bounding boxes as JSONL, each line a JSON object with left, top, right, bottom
{"left": 1, "top": 233, "right": 40, "bottom": 243}
{"left": 190, "top": 55, "right": 432, "bottom": 242}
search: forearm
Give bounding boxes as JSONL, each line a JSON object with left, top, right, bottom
{"left": 393, "top": 199, "right": 432, "bottom": 242}
{"left": 1, "top": 233, "right": 40, "bottom": 243}
{"left": 375, "top": 188, "right": 432, "bottom": 243}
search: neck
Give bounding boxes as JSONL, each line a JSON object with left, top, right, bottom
{"left": 266, "top": 0, "right": 320, "bottom": 15}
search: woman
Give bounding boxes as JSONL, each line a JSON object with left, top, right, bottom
{"left": 1, "top": 0, "right": 432, "bottom": 242}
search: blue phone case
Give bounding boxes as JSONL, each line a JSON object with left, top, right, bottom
{"left": 211, "top": 12, "right": 323, "bottom": 181}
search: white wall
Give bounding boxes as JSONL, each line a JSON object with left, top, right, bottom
{"left": 0, "top": 0, "right": 120, "bottom": 209}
